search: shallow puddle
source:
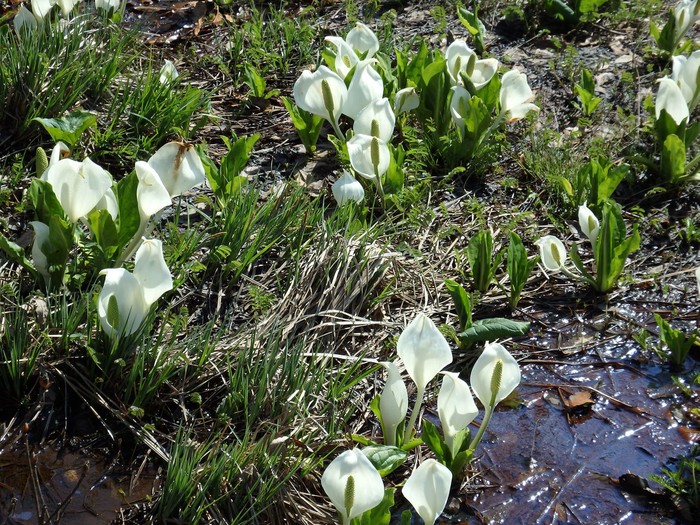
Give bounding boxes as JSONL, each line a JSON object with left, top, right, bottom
{"left": 0, "top": 447, "right": 157, "bottom": 524}
{"left": 462, "top": 282, "right": 699, "bottom": 524}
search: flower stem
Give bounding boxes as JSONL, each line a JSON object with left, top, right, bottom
{"left": 405, "top": 384, "right": 425, "bottom": 441}
{"left": 468, "top": 405, "right": 493, "bottom": 453}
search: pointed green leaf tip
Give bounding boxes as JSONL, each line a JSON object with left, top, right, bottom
{"left": 322, "top": 79, "right": 334, "bottom": 115}
{"left": 344, "top": 475, "right": 355, "bottom": 520}
{"left": 489, "top": 360, "right": 503, "bottom": 408}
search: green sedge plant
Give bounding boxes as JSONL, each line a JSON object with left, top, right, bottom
{"left": 536, "top": 201, "right": 640, "bottom": 293}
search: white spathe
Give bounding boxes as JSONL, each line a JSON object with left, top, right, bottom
{"left": 656, "top": 77, "right": 690, "bottom": 125}
{"left": 343, "top": 60, "right": 384, "bottom": 120}
{"left": 147, "top": 141, "right": 206, "bottom": 198}
{"left": 394, "top": 87, "right": 420, "bottom": 115}
{"left": 578, "top": 203, "right": 600, "bottom": 245}
{"left": 293, "top": 66, "right": 348, "bottom": 129}
{"left": 324, "top": 36, "right": 359, "bottom": 79}
{"left": 98, "top": 238, "right": 173, "bottom": 337}
{"left": 321, "top": 448, "right": 384, "bottom": 524}
{"left": 449, "top": 85, "right": 471, "bottom": 134}
{"left": 403, "top": 459, "right": 452, "bottom": 525}
{"left": 14, "top": 5, "right": 38, "bottom": 34}
{"left": 437, "top": 371, "right": 478, "bottom": 456}
{"left": 133, "top": 238, "right": 173, "bottom": 305}
{"left": 331, "top": 171, "right": 365, "bottom": 205}
{"left": 379, "top": 361, "right": 408, "bottom": 446}
{"left": 499, "top": 69, "right": 539, "bottom": 122}
{"left": 30, "top": 221, "right": 51, "bottom": 284}
{"left": 346, "top": 22, "right": 379, "bottom": 58}
{"left": 44, "top": 157, "right": 113, "bottom": 223}
{"left": 347, "top": 134, "right": 390, "bottom": 180}
{"left": 159, "top": 60, "right": 179, "bottom": 84}
{"left": 98, "top": 268, "right": 151, "bottom": 336}
{"left": 396, "top": 313, "right": 453, "bottom": 391}
{"left": 135, "top": 161, "right": 171, "bottom": 221}
{"left": 535, "top": 235, "right": 567, "bottom": 272}
{"left": 470, "top": 342, "right": 521, "bottom": 409}
{"left": 445, "top": 40, "right": 498, "bottom": 89}
{"left": 353, "top": 98, "right": 395, "bottom": 143}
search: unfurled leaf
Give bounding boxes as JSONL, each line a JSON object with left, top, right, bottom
{"left": 33, "top": 110, "right": 97, "bottom": 147}
{"left": 362, "top": 446, "right": 408, "bottom": 476}
{"left": 460, "top": 318, "right": 530, "bottom": 346}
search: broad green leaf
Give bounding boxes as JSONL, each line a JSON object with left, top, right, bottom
{"left": 661, "top": 134, "right": 687, "bottom": 184}
{"left": 507, "top": 232, "right": 537, "bottom": 309}
{"left": 29, "top": 179, "right": 66, "bottom": 225}
{"left": 88, "top": 208, "right": 119, "bottom": 259}
{"left": 362, "top": 446, "right": 408, "bottom": 476}
{"left": 351, "top": 488, "right": 394, "bottom": 525}
{"left": 421, "top": 420, "right": 448, "bottom": 461}
{"left": 0, "top": 234, "right": 36, "bottom": 276}
{"left": 33, "top": 110, "right": 97, "bottom": 147}
{"left": 116, "top": 171, "right": 140, "bottom": 250}
{"left": 460, "top": 318, "right": 530, "bottom": 345}
{"left": 444, "top": 279, "right": 472, "bottom": 330}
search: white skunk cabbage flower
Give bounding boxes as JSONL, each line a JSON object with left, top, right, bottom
{"left": 578, "top": 203, "right": 600, "bottom": 245}
{"left": 445, "top": 40, "right": 498, "bottom": 89}
{"left": 93, "top": 187, "right": 119, "bottom": 221}
{"left": 331, "top": 171, "right": 365, "bottom": 205}
{"left": 379, "top": 361, "right": 408, "bottom": 447}
{"left": 346, "top": 22, "right": 380, "bottom": 58}
{"left": 535, "top": 235, "right": 567, "bottom": 272}
{"left": 656, "top": 77, "right": 690, "bottom": 125}
{"left": 470, "top": 342, "right": 521, "bottom": 409}
{"left": 31, "top": 0, "right": 54, "bottom": 25}
{"left": 324, "top": 36, "right": 359, "bottom": 79}
{"left": 98, "top": 238, "right": 172, "bottom": 337}
{"left": 96, "top": 0, "right": 122, "bottom": 13}
{"left": 671, "top": 50, "right": 700, "bottom": 109}
{"left": 499, "top": 69, "right": 539, "bottom": 122}
{"left": 437, "top": 371, "right": 478, "bottom": 456}
{"left": 132, "top": 238, "right": 173, "bottom": 305}
{"left": 293, "top": 66, "right": 348, "bottom": 131}
{"left": 135, "top": 161, "right": 171, "bottom": 222}
{"left": 353, "top": 98, "right": 395, "bottom": 143}
{"left": 347, "top": 134, "right": 390, "bottom": 180}
{"left": 450, "top": 85, "right": 471, "bottom": 135}
{"left": 343, "top": 59, "right": 384, "bottom": 120}
{"left": 44, "top": 157, "right": 113, "bottom": 223}
{"left": 30, "top": 221, "right": 51, "bottom": 284}
{"left": 147, "top": 141, "right": 206, "bottom": 198}
{"left": 159, "top": 60, "right": 179, "bottom": 84}
{"left": 397, "top": 313, "right": 452, "bottom": 391}
{"left": 14, "top": 6, "right": 38, "bottom": 34}
{"left": 321, "top": 448, "right": 384, "bottom": 525}
{"left": 403, "top": 459, "right": 452, "bottom": 525}
{"left": 394, "top": 87, "right": 420, "bottom": 115}
{"left": 54, "top": 0, "right": 79, "bottom": 17}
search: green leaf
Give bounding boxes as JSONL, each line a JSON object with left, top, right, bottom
{"left": 661, "top": 134, "right": 687, "bottom": 184}
{"left": 467, "top": 229, "right": 495, "bottom": 292}
{"left": 0, "top": 234, "right": 36, "bottom": 276}
{"left": 116, "top": 171, "right": 140, "bottom": 250}
{"left": 362, "top": 446, "right": 408, "bottom": 476}
{"left": 88, "top": 208, "right": 119, "bottom": 258}
{"left": 460, "top": 318, "right": 530, "bottom": 345}
{"left": 243, "top": 64, "right": 266, "bottom": 98}
{"left": 350, "top": 434, "right": 377, "bottom": 447}
{"left": 33, "top": 110, "right": 97, "bottom": 148}
{"left": 444, "top": 279, "right": 472, "bottom": 330}
{"left": 400, "top": 510, "right": 412, "bottom": 525}
{"left": 507, "top": 232, "right": 537, "bottom": 309}
{"left": 351, "top": 488, "right": 395, "bottom": 525}
{"left": 29, "top": 179, "right": 66, "bottom": 225}
{"left": 421, "top": 420, "right": 449, "bottom": 462}
{"left": 282, "top": 96, "right": 323, "bottom": 155}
